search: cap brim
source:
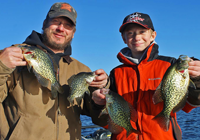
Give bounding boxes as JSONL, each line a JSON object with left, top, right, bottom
{"left": 119, "top": 22, "right": 150, "bottom": 33}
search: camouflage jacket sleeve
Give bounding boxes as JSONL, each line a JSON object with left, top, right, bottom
{"left": 81, "top": 85, "right": 109, "bottom": 127}
{"left": 186, "top": 56, "right": 200, "bottom": 107}
{"left": 91, "top": 77, "right": 110, "bottom": 126}
{"left": 0, "top": 60, "right": 14, "bottom": 102}
{"left": 69, "top": 59, "right": 110, "bottom": 127}
{"left": 81, "top": 95, "right": 109, "bottom": 127}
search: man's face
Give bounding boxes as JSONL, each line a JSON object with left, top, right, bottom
{"left": 42, "top": 17, "right": 76, "bottom": 53}
{"left": 122, "top": 24, "right": 156, "bottom": 58}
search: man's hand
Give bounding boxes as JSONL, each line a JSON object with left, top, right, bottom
{"left": 0, "top": 47, "right": 26, "bottom": 69}
{"left": 90, "top": 69, "right": 108, "bottom": 88}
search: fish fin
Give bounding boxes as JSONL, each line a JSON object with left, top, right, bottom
{"left": 127, "top": 128, "right": 141, "bottom": 137}
{"left": 128, "top": 103, "right": 138, "bottom": 122}
{"left": 172, "top": 93, "right": 188, "bottom": 113}
{"left": 85, "top": 77, "right": 94, "bottom": 84}
{"left": 152, "top": 83, "right": 163, "bottom": 104}
{"left": 67, "top": 75, "right": 76, "bottom": 85}
{"left": 47, "top": 53, "right": 58, "bottom": 72}
{"left": 99, "top": 108, "right": 108, "bottom": 118}
{"left": 67, "top": 96, "right": 82, "bottom": 105}
{"left": 51, "top": 82, "right": 64, "bottom": 99}
{"left": 85, "top": 77, "right": 90, "bottom": 84}
{"left": 152, "top": 111, "right": 170, "bottom": 131}
{"left": 108, "top": 117, "right": 124, "bottom": 134}
{"left": 127, "top": 104, "right": 141, "bottom": 136}
{"left": 85, "top": 89, "right": 90, "bottom": 95}
{"left": 34, "top": 70, "right": 59, "bottom": 99}
{"left": 67, "top": 91, "right": 76, "bottom": 104}
{"left": 33, "top": 70, "right": 49, "bottom": 87}
{"left": 75, "top": 97, "right": 82, "bottom": 105}
{"left": 53, "top": 82, "right": 64, "bottom": 94}
{"left": 67, "top": 96, "right": 74, "bottom": 104}
{"left": 189, "top": 79, "right": 196, "bottom": 89}
{"left": 26, "top": 63, "right": 33, "bottom": 72}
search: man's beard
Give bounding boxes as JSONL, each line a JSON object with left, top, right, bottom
{"left": 42, "top": 28, "right": 72, "bottom": 51}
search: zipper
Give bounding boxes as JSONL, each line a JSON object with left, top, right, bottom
{"left": 56, "top": 68, "right": 61, "bottom": 140}
{"left": 135, "top": 66, "right": 141, "bottom": 140}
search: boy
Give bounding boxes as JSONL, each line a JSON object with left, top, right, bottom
{"left": 93, "top": 12, "right": 200, "bottom": 140}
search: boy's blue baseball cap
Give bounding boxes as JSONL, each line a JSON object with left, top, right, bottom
{"left": 46, "top": 2, "right": 77, "bottom": 25}
{"left": 119, "top": 12, "right": 155, "bottom": 33}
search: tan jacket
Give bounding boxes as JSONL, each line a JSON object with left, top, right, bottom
{"left": 0, "top": 45, "right": 107, "bottom": 140}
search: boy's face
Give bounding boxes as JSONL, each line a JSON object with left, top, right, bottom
{"left": 122, "top": 24, "right": 156, "bottom": 58}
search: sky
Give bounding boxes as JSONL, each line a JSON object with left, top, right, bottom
{"left": 0, "top": 0, "right": 200, "bottom": 74}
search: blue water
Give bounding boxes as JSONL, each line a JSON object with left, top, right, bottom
{"left": 81, "top": 107, "right": 200, "bottom": 139}
{"left": 177, "top": 107, "right": 200, "bottom": 139}
{"left": 81, "top": 115, "right": 102, "bottom": 138}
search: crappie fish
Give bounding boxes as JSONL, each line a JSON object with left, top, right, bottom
{"left": 100, "top": 89, "right": 141, "bottom": 137}
{"left": 152, "top": 55, "right": 196, "bottom": 131}
{"left": 19, "top": 45, "right": 64, "bottom": 99}
{"left": 67, "top": 72, "right": 96, "bottom": 104}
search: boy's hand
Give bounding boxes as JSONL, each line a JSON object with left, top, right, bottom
{"left": 92, "top": 88, "right": 106, "bottom": 105}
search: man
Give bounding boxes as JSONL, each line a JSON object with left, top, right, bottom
{"left": 0, "top": 2, "right": 108, "bottom": 140}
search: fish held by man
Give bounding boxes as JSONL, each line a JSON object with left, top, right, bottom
{"left": 152, "top": 55, "right": 196, "bottom": 131}
{"left": 67, "top": 72, "right": 97, "bottom": 104}
{"left": 19, "top": 45, "right": 64, "bottom": 99}
{"left": 100, "top": 88, "right": 141, "bottom": 137}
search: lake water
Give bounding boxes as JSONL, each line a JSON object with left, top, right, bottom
{"left": 81, "top": 107, "right": 200, "bottom": 139}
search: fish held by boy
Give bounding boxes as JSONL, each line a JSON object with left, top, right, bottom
{"left": 152, "top": 55, "right": 196, "bottom": 131}
{"left": 99, "top": 88, "right": 141, "bottom": 137}
{"left": 19, "top": 45, "right": 64, "bottom": 99}
{"left": 67, "top": 72, "right": 97, "bottom": 104}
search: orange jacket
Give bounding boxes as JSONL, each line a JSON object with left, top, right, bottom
{"left": 109, "top": 43, "right": 196, "bottom": 140}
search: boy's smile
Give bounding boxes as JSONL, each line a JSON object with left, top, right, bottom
{"left": 122, "top": 24, "right": 156, "bottom": 59}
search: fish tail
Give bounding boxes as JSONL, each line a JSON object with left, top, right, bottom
{"left": 51, "top": 87, "right": 58, "bottom": 99}
{"left": 53, "top": 82, "right": 64, "bottom": 94}
{"left": 152, "top": 111, "right": 170, "bottom": 131}
{"left": 129, "top": 103, "right": 138, "bottom": 122}
{"left": 51, "top": 82, "right": 64, "bottom": 99}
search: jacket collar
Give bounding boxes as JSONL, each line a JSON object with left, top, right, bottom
{"left": 23, "top": 30, "right": 73, "bottom": 65}
{"left": 117, "top": 41, "right": 159, "bottom": 66}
